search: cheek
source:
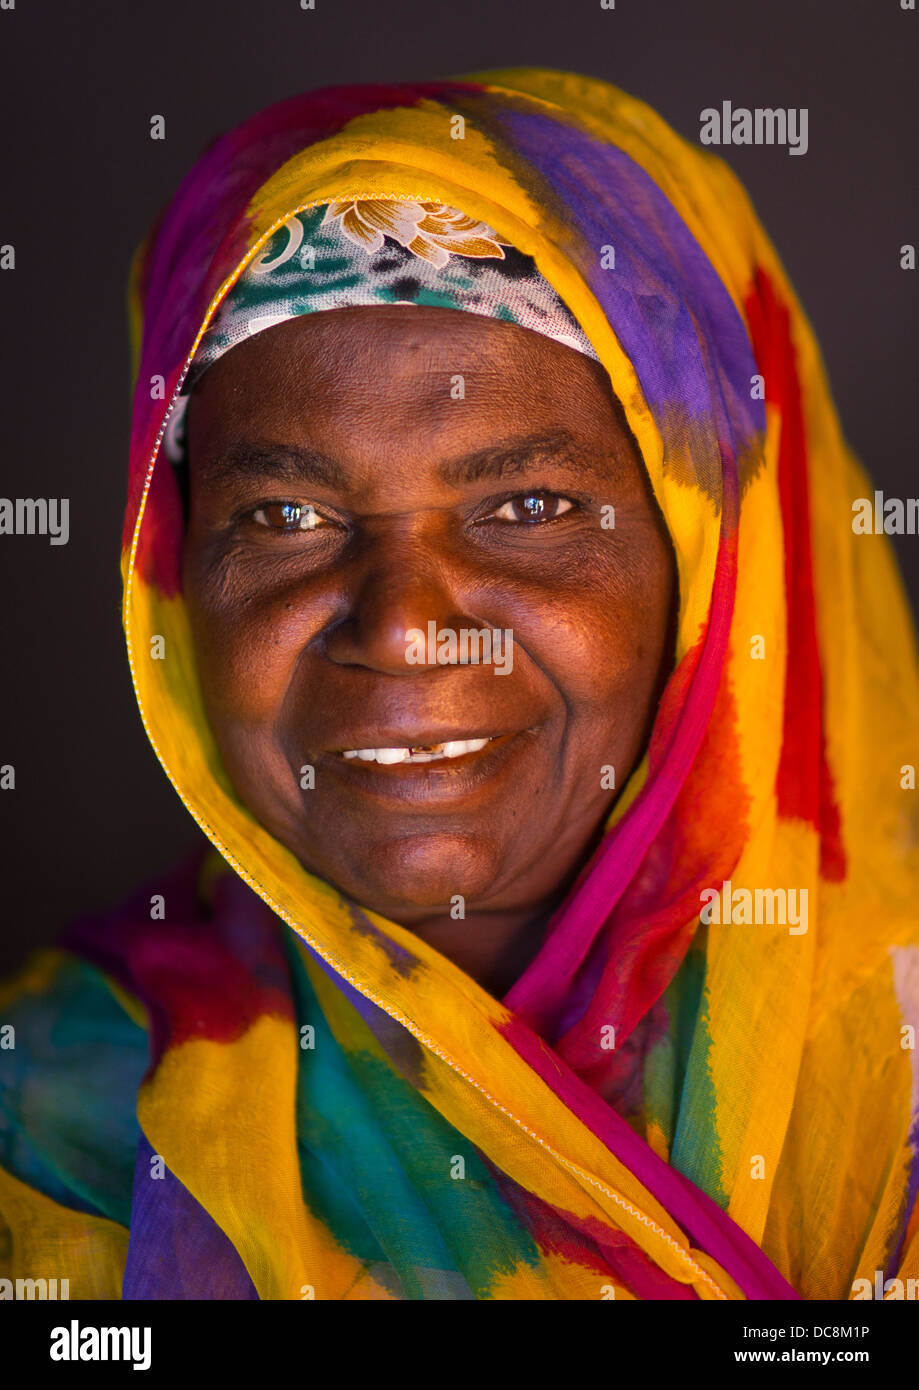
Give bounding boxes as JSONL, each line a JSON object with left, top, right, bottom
{"left": 183, "top": 547, "right": 330, "bottom": 732}
{"left": 523, "top": 530, "right": 675, "bottom": 736}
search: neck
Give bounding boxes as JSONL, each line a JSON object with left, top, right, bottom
{"left": 391, "top": 899, "right": 560, "bottom": 999}
{"left": 377, "top": 821, "right": 609, "bottom": 998}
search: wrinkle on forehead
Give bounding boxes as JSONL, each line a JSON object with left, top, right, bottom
{"left": 185, "top": 305, "right": 641, "bottom": 501}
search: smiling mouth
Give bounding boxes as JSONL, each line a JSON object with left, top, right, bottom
{"left": 339, "top": 736, "right": 500, "bottom": 765}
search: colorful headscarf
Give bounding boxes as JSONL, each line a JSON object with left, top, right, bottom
{"left": 2, "top": 68, "right": 918, "bottom": 1302}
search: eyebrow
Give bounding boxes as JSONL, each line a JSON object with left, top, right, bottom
{"left": 202, "top": 430, "right": 616, "bottom": 491}
{"left": 440, "top": 431, "right": 614, "bottom": 487}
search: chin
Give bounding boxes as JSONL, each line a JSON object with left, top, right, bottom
{"left": 322, "top": 830, "right": 507, "bottom": 917}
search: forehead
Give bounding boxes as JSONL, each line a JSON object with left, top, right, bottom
{"left": 182, "top": 308, "right": 639, "bottom": 509}
{"left": 182, "top": 309, "right": 649, "bottom": 519}
{"left": 188, "top": 305, "right": 613, "bottom": 432}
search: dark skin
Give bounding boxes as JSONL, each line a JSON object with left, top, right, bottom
{"left": 183, "top": 306, "right": 677, "bottom": 997}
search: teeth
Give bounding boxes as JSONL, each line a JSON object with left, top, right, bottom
{"left": 341, "top": 737, "right": 492, "bottom": 764}
{"left": 370, "top": 748, "right": 407, "bottom": 765}
{"left": 442, "top": 740, "right": 483, "bottom": 759}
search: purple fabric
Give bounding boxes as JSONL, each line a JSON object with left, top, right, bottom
{"left": 122, "top": 1134, "right": 258, "bottom": 1300}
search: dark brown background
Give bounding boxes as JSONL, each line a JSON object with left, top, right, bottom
{"left": 0, "top": 0, "right": 916, "bottom": 972}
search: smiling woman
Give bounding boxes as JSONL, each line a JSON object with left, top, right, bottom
{"left": 182, "top": 304, "right": 676, "bottom": 993}
{"left": 1, "top": 67, "right": 918, "bottom": 1304}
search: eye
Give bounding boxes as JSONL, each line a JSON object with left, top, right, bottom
{"left": 249, "top": 501, "right": 328, "bottom": 532}
{"left": 488, "top": 491, "right": 575, "bottom": 524}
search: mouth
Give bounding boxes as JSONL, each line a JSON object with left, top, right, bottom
{"left": 315, "top": 729, "right": 529, "bottom": 807}
{"left": 339, "top": 736, "right": 499, "bottom": 765}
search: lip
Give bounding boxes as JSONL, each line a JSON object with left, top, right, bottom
{"left": 314, "top": 730, "right": 529, "bottom": 807}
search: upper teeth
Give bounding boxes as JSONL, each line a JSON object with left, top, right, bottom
{"left": 342, "top": 738, "right": 491, "bottom": 764}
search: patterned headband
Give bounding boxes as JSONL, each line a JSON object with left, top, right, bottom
{"left": 163, "top": 198, "right": 599, "bottom": 465}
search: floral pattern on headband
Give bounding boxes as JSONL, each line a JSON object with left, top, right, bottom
{"left": 321, "top": 199, "right": 508, "bottom": 269}
{"left": 167, "top": 199, "right": 600, "bottom": 463}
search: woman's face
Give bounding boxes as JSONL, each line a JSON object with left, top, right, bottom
{"left": 183, "top": 306, "right": 676, "bottom": 927}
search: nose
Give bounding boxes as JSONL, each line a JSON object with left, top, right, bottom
{"left": 323, "top": 532, "right": 477, "bottom": 675}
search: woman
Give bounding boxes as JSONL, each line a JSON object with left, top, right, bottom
{"left": 1, "top": 67, "right": 917, "bottom": 1301}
